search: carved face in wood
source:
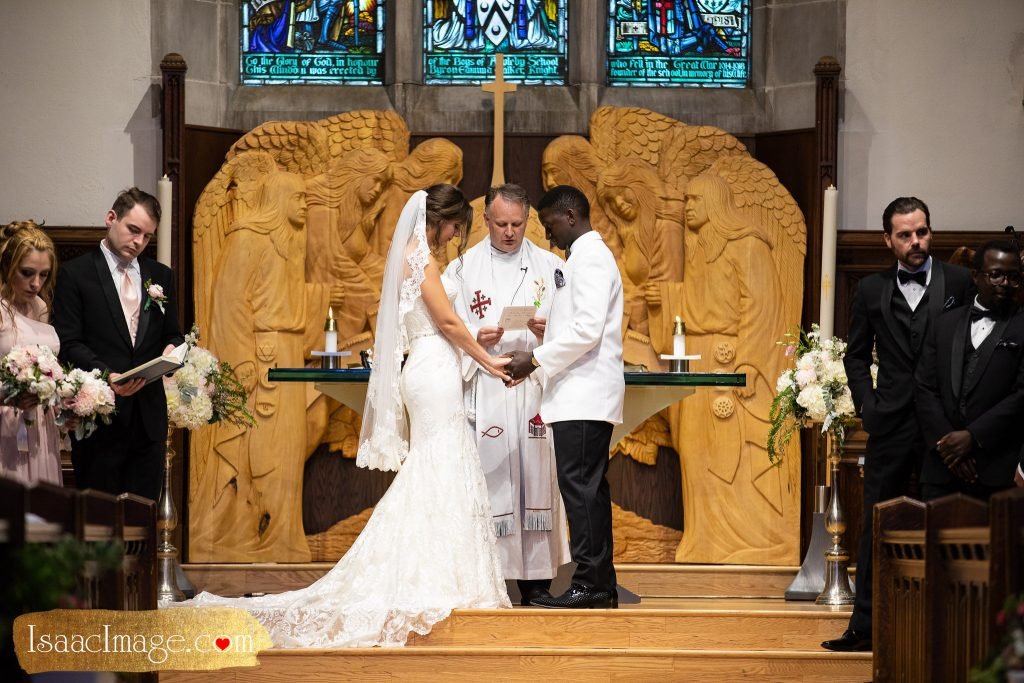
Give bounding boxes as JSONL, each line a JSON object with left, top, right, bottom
{"left": 683, "top": 190, "right": 709, "bottom": 232}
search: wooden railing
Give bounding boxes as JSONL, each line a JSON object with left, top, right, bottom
{"left": 874, "top": 489, "right": 1024, "bottom": 682}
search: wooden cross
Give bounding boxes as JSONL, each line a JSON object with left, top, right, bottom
{"left": 481, "top": 53, "right": 516, "bottom": 187}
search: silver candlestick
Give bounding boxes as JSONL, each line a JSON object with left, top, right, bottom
{"left": 816, "top": 430, "right": 855, "bottom": 605}
{"left": 156, "top": 426, "right": 185, "bottom": 602}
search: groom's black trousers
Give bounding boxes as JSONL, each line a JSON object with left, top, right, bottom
{"left": 550, "top": 419, "right": 616, "bottom": 592}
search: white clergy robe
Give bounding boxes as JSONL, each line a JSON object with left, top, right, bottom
{"left": 443, "top": 237, "right": 570, "bottom": 580}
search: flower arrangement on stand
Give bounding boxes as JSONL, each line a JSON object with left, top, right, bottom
{"left": 158, "top": 326, "right": 253, "bottom": 602}
{"left": 768, "top": 324, "right": 857, "bottom": 465}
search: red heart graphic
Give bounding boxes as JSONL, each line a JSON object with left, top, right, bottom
{"left": 215, "top": 637, "right": 230, "bottom": 651}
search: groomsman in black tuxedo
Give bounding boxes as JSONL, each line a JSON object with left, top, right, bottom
{"left": 822, "top": 197, "right": 972, "bottom": 653}
{"left": 914, "top": 240, "right": 1024, "bottom": 500}
{"left": 54, "top": 188, "right": 184, "bottom": 502}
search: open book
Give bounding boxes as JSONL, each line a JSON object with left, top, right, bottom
{"left": 112, "top": 342, "right": 189, "bottom": 385}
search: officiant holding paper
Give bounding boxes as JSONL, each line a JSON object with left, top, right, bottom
{"left": 53, "top": 188, "right": 184, "bottom": 501}
{"left": 442, "top": 184, "right": 570, "bottom": 605}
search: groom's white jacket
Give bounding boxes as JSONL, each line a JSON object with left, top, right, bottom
{"left": 533, "top": 230, "right": 625, "bottom": 425}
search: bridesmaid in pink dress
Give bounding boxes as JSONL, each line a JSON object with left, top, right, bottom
{"left": 0, "top": 221, "right": 64, "bottom": 485}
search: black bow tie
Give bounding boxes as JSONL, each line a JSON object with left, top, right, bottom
{"left": 970, "top": 306, "right": 1001, "bottom": 323}
{"left": 897, "top": 269, "right": 927, "bottom": 286}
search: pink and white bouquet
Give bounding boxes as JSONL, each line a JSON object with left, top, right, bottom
{"left": 164, "top": 326, "right": 253, "bottom": 431}
{"left": 56, "top": 368, "right": 117, "bottom": 439}
{"left": 0, "top": 344, "right": 64, "bottom": 425}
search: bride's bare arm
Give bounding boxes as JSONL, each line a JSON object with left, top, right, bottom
{"left": 420, "top": 258, "right": 509, "bottom": 379}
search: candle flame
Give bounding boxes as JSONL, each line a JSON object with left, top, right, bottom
{"left": 328, "top": 306, "right": 334, "bottom": 320}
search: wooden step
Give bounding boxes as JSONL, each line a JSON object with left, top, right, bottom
{"left": 407, "top": 599, "right": 852, "bottom": 651}
{"left": 183, "top": 563, "right": 824, "bottom": 599}
{"left": 160, "top": 646, "right": 872, "bottom": 682}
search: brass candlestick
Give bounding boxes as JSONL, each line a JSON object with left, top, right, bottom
{"left": 156, "top": 426, "right": 185, "bottom": 602}
{"left": 816, "top": 430, "right": 855, "bottom": 605}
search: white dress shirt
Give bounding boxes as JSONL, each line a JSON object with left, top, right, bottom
{"left": 896, "top": 256, "right": 932, "bottom": 311}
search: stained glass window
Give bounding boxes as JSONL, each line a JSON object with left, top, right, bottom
{"left": 606, "top": 0, "right": 750, "bottom": 87}
{"left": 241, "top": 1, "right": 385, "bottom": 85}
{"left": 424, "top": 1, "right": 568, "bottom": 85}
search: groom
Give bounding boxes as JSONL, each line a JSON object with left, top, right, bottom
{"left": 505, "top": 185, "right": 625, "bottom": 609}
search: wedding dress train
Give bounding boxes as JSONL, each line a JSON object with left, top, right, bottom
{"left": 170, "top": 282, "right": 511, "bottom": 648}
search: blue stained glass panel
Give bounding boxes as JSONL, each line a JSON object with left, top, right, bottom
{"left": 606, "top": 0, "right": 750, "bottom": 87}
{"left": 424, "top": 1, "right": 568, "bottom": 85}
{"left": 241, "top": 0, "right": 385, "bottom": 85}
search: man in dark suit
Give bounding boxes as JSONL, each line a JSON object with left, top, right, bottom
{"left": 54, "top": 188, "right": 184, "bottom": 502}
{"left": 915, "top": 240, "right": 1024, "bottom": 501}
{"left": 822, "top": 196, "right": 973, "bottom": 652}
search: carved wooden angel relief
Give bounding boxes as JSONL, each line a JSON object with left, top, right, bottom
{"left": 544, "top": 106, "right": 807, "bottom": 565}
{"left": 188, "top": 112, "right": 464, "bottom": 562}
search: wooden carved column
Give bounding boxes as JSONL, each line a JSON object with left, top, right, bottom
{"left": 160, "top": 52, "right": 188, "bottom": 328}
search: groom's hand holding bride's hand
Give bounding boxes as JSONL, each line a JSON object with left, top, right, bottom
{"left": 502, "top": 350, "right": 538, "bottom": 388}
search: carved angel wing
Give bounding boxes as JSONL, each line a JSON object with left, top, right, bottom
{"left": 319, "top": 110, "right": 410, "bottom": 162}
{"left": 707, "top": 155, "right": 807, "bottom": 329}
{"left": 227, "top": 120, "right": 329, "bottom": 177}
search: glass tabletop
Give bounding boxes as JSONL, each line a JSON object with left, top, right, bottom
{"left": 268, "top": 368, "right": 746, "bottom": 387}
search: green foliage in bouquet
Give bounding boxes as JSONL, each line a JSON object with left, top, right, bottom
{"left": 971, "top": 592, "right": 1024, "bottom": 682}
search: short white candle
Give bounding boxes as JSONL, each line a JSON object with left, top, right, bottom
{"left": 324, "top": 307, "right": 338, "bottom": 353}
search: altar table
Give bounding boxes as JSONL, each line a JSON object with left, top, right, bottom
{"left": 269, "top": 368, "right": 745, "bottom": 448}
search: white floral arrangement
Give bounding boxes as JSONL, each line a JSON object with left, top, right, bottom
{"left": 164, "top": 326, "right": 254, "bottom": 431}
{"left": 768, "top": 324, "right": 856, "bottom": 464}
{"left": 0, "top": 344, "right": 64, "bottom": 425}
{"left": 56, "top": 368, "right": 116, "bottom": 439}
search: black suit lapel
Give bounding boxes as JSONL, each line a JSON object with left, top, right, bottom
{"left": 928, "top": 262, "right": 947, "bottom": 319}
{"left": 879, "top": 267, "right": 913, "bottom": 359}
{"left": 950, "top": 308, "right": 970, "bottom": 400}
{"left": 965, "top": 316, "right": 1012, "bottom": 397}
{"left": 135, "top": 259, "right": 153, "bottom": 349}
{"left": 93, "top": 251, "right": 133, "bottom": 348}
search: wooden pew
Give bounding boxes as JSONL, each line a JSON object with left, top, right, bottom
{"left": 924, "top": 495, "right": 990, "bottom": 681}
{"left": 117, "top": 493, "right": 157, "bottom": 610}
{"left": 873, "top": 496, "right": 928, "bottom": 682}
{"left": 875, "top": 490, "right": 1024, "bottom": 682}
{"left": 77, "top": 488, "right": 119, "bottom": 609}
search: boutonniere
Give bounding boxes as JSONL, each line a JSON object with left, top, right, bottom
{"left": 143, "top": 279, "right": 167, "bottom": 314}
{"left": 532, "top": 277, "right": 547, "bottom": 308}
{"left": 554, "top": 269, "right": 565, "bottom": 288}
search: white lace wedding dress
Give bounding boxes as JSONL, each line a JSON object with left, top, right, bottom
{"left": 170, "top": 281, "right": 511, "bottom": 648}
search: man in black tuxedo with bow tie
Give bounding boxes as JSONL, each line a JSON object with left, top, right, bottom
{"left": 54, "top": 188, "right": 184, "bottom": 502}
{"left": 822, "top": 197, "right": 972, "bottom": 652}
{"left": 914, "top": 240, "right": 1024, "bottom": 501}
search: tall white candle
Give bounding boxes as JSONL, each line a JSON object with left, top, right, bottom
{"left": 157, "top": 175, "right": 173, "bottom": 266}
{"left": 818, "top": 185, "right": 838, "bottom": 339}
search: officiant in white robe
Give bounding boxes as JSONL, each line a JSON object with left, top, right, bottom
{"left": 442, "top": 184, "right": 570, "bottom": 605}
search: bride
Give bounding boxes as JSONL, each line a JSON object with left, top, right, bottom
{"left": 171, "top": 184, "right": 513, "bottom": 647}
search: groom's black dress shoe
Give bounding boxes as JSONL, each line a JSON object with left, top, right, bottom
{"left": 519, "top": 585, "right": 553, "bottom": 607}
{"left": 531, "top": 583, "right": 618, "bottom": 609}
{"left": 821, "top": 629, "right": 872, "bottom": 652}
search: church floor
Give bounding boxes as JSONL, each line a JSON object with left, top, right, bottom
{"left": 162, "top": 565, "right": 871, "bottom": 681}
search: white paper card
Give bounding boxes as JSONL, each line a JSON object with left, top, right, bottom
{"left": 497, "top": 306, "right": 536, "bottom": 330}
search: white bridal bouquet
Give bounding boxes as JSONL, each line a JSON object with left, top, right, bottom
{"left": 767, "top": 324, "right": 856, "bottom": 464}
{"left": 164, "top": 326, "right": 254, "bottom": 430}
{"left": 56, "top": 368, "right": 116, "bottom": 439}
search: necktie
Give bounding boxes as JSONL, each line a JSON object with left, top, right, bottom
{"left": 897, "top": 269, "right": 927, "bottom": 287}
{"left": 119, "top": 264, "right": 140, "bottom": 342}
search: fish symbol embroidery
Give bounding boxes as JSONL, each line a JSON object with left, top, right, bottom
{"left": 480, "top": 425, "right": 504, "bottom": 439}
